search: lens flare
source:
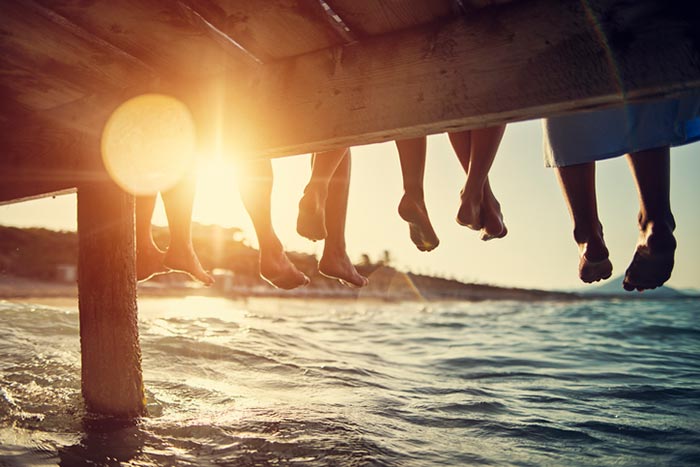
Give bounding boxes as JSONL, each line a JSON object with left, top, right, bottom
{"left": 101, "top": 94, "right": 196, "bottom": 195}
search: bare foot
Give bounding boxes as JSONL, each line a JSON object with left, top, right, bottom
{"left": 577, "top": 238, "right": 612, "bottom": 284}
{"left": 297, "top": 187, "right": 327, "bottom": 241}
{"left": 398, "top": 194, "right": 439, "bottom": 252}
{"left": 259, "top": 247, "right": 310, "bottom": 290}
{"left": 136, "top": 244, "right": 169, "bottom": 282}
{"left": 579, "top": 255, "right": 613, "bottom": 283}
{"left": 163, "top": 243, "right": 214, "bottom": 286}
{"left": 456, "top": 185, "right": 483, "bottom": 230}
{"left": 623, "top": 220, "right": 676, "bottom": 292}
{"left": 319, "top": 248, "right": 369, "bottom": 288}
{"left": 479, "top": 186, "right": 507, "bottom": 241}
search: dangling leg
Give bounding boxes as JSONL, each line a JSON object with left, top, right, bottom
{"left": 297, "top": 148, "right": 348, "bottom": 241}
{"left": 451, "top": 125, "right": 507, "bottom": 239}
{"left": 237, "top": 159, "right": 310, "bottom": 289}
{"left": 623, "top": 146, "right": 676, "bottom": 291}
{"left": 479, "top": 178, "right": 507, "bottom": 241}
{"left": 317, "top": 150, "right": 369, "bottom": 287}
{"left": 555, "top": 162, "right": 612, "bottom": 283}
{"left": 135, "top": 194, "right": 169, "bottom": 282}
{"left": 449, "top": 129, "right": 478, "bottom": 228}
{"left": 395, "top": 137, "right": 439, "bottom": 251}
{"left": 161, "top": 173, "right": 214, "bottom": 285}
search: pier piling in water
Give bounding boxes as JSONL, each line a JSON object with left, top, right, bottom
{"left": 77, "top": 181, "right": 145, "bottom": 417}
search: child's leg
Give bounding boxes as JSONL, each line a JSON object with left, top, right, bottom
{"left": 161, "top": 173, "right": 214, "bottom": 285}
{"left": 237, "top": 159, "right": 310, "bottom": 289}
{"left": 395, "top": 137, "right": 439, "bottom": 251}
{"left": 623, "top": 146, "right": 676, "bottom": 291}
{"left": 555, "top": 161, "right": 612, "bottom": 283}
{"left": 451, "top": 125, "right": 506, "bottom": 236}
{"left": 135, "top": 194, "right": 168, "bottom": 282}
{"left": 297, "top": 147, "right": 348, "bottom": 241}
{"left": 318, "top": 150, "right": 368, "bottom": 287}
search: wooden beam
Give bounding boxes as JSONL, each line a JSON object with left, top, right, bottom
{"left": 34, "top": 0, "right": 256, "bottom": 80}
{"left": 180, "top": 0, "right": 349, "bottom": 62}
{"left": 0, "top": 189, "right": 76, "bottom": 207}
{"left": 0, "top": 2, "right": 156, "bottom": 112}
{"left": 3, "top": 0, "right": 699, "bottom": 173}
{"left": 325, "top": 0, "right": 457, "bottom": 37}
{"left": 231, "top": 0, "right": 700, "bottom": 158}
{"left": 77, "top": 180, "right": 144, "bottom": 417}
{"left": 0, "top": 74, "right": 251, "bottom": 205}
{"left": 0, "top": 110, "right": 104, "bottom": 203}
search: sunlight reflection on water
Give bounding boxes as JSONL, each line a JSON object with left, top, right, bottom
{"left": 1, "top": 297, "right": 699, "bottom": 466}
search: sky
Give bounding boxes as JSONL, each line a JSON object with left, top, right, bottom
{"left": 2, "top": 119, "right": 699, "bottom": 292}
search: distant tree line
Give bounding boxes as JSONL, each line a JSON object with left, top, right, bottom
{"left": 0, "top": 226, "right": 78, "bottom": 280}
{"left": 0, "top": 225, "right": 570, "bottom": 300}
{"left": 0, "top": 224, "right": 388, "bottom": 289}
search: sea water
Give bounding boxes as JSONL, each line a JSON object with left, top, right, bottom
{"left": 0, "top": 296, "right": 699, "bottom": 466}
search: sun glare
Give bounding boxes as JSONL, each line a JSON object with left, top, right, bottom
{"left": 101, "top": 94, "right": 196, "bottom": 196}
{"left": 190, "top": 155, "right": 246, "bottom": 228}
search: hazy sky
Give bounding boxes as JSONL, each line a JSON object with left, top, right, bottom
{"left": 2, "top": 119, "right": 699, "bottom": 291}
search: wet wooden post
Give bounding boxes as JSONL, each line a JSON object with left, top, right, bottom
{"left": 77, "top": 180, "right": 145, "bottom": 417}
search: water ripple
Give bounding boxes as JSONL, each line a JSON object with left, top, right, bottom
{"left": 1, "top": 298, "right": 699, "bottom": 466}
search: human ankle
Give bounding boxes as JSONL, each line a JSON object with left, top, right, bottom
{"left": 402, "top": 185, "right": 424, "bottom": 202}
{"left": 303, "top": 184, "right": 328, "bottom": 206}
{"left": 638, "top": 211, "right": 675, "bottom": 233}
{"left": 642, "top": 220, "right": 677, "bottom": 253}
{"left": 462, "top": 176, "right": 485, "bottom": 196}
{"left": 322, "top": 242, "right": 347, "bottom": 259}
{"left": 573, "top": 226, "right": 607, "bottom": 261}
{"left": 572, "top": 220, "right": 604, "bottom": 244}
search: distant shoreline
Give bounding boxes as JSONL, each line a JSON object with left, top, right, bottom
{"left": 0, "top": 273, "right": 570, "bottom": 302}
{"left": 1, "top": 274, "right": 696, "bottom": 304}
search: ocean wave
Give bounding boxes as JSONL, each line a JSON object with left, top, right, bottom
{"left": 1, "top": 297, "right": 699, "bottom": 466}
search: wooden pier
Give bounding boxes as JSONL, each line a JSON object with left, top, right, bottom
{"left": 1, "top": 0, "right": 699, "bottom": 417}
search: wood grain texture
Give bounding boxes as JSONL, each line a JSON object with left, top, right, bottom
{"left": 234, "top": 0, "right": 700, "bottom": 157}
{"left": 78, "top": 181, "right": 144, "bottom": 417}
{"left": 182, "top": 0, "right": 348, "bottom": 62}
{"left": 0, "top": 107, "right": 105, "bottom": 203}
{"left": 0, "top": 2, "right": 155, "bottom": 112}
{"left": 462, "top": 0, "right": 515, "bottom": 8}
{"left": 325, "top": 0, "right": 456, "bottom": 36}
{"left": 34, "top": 0, "right": 252, "bottom": 80}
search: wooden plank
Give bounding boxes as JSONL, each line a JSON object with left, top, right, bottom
{"left": 0, "top": 72, "right": 251, "bottom": 190}
{"left": 3, "top": 0, "right": 699, "bottom": 177}
{"left": 181, "top": 0, "right": 349, "bottom": 62}
{"left": 0, "top": 2, "right": 156, "bottom": 112}
{"left": 324, "top": 0, "right": 457, "bottom": 36}
{"left": 34, "top": 0, "right": 255, "bottom": 80}
{"left": 462, "top": 0, "right": 516, "bottom": 8}
{"left": 0, "top": 58, "right": 86, "bottom": 112}
{"left": 232, "top": 0, "right": 700, "bottom": 158}
{"left": 0, "top": 189, "right": 76, "bottom": 207}
{"left": 0, "top": 108, "right": 103, "bottom": 203}
{"left": 77, "top": 181, "right": 144, "bottom": 417}
{"left": 0, "top": 76, "right": 250, "bottom": 202}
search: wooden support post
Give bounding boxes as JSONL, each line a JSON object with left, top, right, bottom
{"left": 77, "top": 180, "right": 145, "bottom": 417}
